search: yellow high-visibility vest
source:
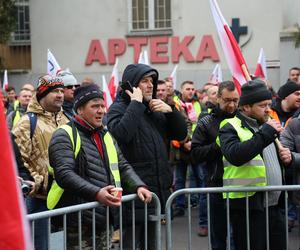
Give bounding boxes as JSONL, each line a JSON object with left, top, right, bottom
{"left": 12, "top": 101, "right": 21, "bottom": 127}
{"left": 47, "top": 124, "right": 121, "bottom": 209}
{"left": 218, "top": 117, "right": 267, "bottom": 199}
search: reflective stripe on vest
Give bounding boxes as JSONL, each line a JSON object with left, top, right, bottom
{"left": 47, "top": 125, "right": 121, "bottom": 209}
{"left": 220, "top": 117, "right": 267, "bottom": 199}
{"left": 191, "top": 101, "right": 201, "bottom": 132}
{"left": 103, "top": 131, "right": 121, "bottom": 187}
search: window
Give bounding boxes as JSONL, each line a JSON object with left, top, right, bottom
{"left": 129, "top": 0, "right": 171, "bottom": 32}
{"left": 11, "top": 0, "right": 30, "bottom": 44}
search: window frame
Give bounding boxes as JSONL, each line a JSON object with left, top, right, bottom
{"left": 127, "top": 0, "right": 172, "bottom": 36}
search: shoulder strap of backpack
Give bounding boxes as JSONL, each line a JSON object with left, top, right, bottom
{"left": 27, "top": 112, "right": 37, "bottom": 140}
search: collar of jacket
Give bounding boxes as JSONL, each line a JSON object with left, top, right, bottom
{"left": 237, "top": 110, "right": 260, "bottom": 132}
{"left": 212, "top": 105, "right": 237, "bottom": 120}
{"left": 74, "top": 115, "right": 106, "bottom": 136}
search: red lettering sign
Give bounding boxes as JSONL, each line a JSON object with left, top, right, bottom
{"left": 85, "top": 36, "right": 220, "bottom": 65}
{"left": 150, "top": 37, "right": 169, "bottom": 63}
{"left": 127, "top": 37, "right": 148, "bottom": 63}
{"left": 171, "top": 36, "right": 195, "bottom": 63}
{"left": 108, "top": 39, "right": 126, "bottom": 64}
{"left": 196, "top": 35, "right": 220, "bottom": 62}
{"left": 85, "top": 40, "right": 107, "bottom": 65}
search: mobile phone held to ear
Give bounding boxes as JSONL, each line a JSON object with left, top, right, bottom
{"left": 120, "top": 81, "right": 133, "bottom": 93}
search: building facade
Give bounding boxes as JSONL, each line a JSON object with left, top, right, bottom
{"left": 2, "top": 0, "right": 300, "bottom": 91}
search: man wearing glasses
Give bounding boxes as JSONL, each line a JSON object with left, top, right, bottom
{"left": 191, "top": 81, "right": 239, "bottom": 249}
{"left": 57, "top": 70, "right": 80, "bottom": 120}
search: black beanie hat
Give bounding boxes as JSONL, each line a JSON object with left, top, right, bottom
{"left": 239, "top": 79, "right": 272, "bottom": 105}
{"left": 73, "top": 83, "right": 104, "bottom": 112}
{"left": 36, "top": 75, "right": 64, "bottom": 101}
{"left": 277, "top": 81, "right": 300, "bottom": 99}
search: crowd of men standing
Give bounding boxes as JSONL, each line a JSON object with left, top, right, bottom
{"left": 1, "top": 65, "right": 300, "bottom": 250}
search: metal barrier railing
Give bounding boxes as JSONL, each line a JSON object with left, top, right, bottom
{"left": 27, "top": 193, "right": 161, "bottom": 250}
{"left": 165, "top": 185, "right": 300, "bottom": 250}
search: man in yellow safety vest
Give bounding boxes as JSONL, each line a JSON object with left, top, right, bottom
{"left": 48, "top": 84, "right": 152, "bottom": 249}
{"left": 219, "top": 79, "right": 291, "bottom": 250}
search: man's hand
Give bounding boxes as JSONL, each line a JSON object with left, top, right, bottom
{"left": 24, "top": 181, "right": 35, "bottom": 196}
{"left": 137, "top": 187, "right": 152, "bottom": 203}
{"left": 95, "top": 185, "right": 122, "bottom": 207}
{"left": 278, "top": 144, "right": 292, "bottom": 166}
{"left": 149, "top": 99, "right": 172, "bottom": 113}
{"left": 266, "top": 119, "right": 284, "bottom": 133}
{"left": 126, "top": 87, "right": 143, "bottom": 103}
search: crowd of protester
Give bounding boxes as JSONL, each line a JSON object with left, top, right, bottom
{"left": 1, "top": 65, "right": 300, "bottom": 250}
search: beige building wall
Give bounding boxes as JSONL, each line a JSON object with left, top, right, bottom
{"left": 19, "top": 0, "right": 292, "bottom": 90}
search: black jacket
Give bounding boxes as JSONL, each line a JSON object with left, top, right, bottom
{"left": 107, "top": 64, "right": 187, "bottom": 213}
{"left": 48, "top": 120, "right": 145, "bottom": 228}
{"left": 191, "top": 106, "right": 235, "bottom": 187}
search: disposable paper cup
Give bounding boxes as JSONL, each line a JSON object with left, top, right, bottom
{"left": 111, "top": 187, "right": 123, "bottom": 200}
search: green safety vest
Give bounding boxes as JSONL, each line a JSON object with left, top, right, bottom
{"left": 219, "top": 117, "right": 267, "bottom": 199}
{"left": 12, "top": 101, "right": 21, "bottom": 127}
{"left": 47, "top": 124, "right": 121, "bottom": 210}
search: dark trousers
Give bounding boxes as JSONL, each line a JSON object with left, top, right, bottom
{"left": 210, "top": 193, "right": 228, "bottom": 250}
{"left": 122, "top": 221, "right": 156, "bottom": 250}
{"left": 26, "top": 197, "right": 49, "bottom": 250}
{"left": 230, "top": 205, "right": 286, "bottom": 250}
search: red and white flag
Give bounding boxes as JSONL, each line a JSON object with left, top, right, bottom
{"left": 254, "top": 48, "right": 268, "bottom": 80}
{"left": 3, "top": 70, "right": 8, "bottom": 91}
{"left": 170, "top": 64, "right": 178, "bottom": 90}
{"left": 209, "top": 64, "right": 223, "bottom": 84}
{"left": 0, "top": 91, "right": 33, "bottom": 250}
{"left": 108, "top": 58, "right": 119, "bottom": 101}
{"left": 209, "top": 0, "right": 251, "bottom": 94}
{"left": 47, "top": 49, "right": 61, "bottom": 76}
{"left": 138, "top": 50, "right": 149, "bottom": 65}
{"left": 102, "top": 75, "right": 113, "bottom": 110}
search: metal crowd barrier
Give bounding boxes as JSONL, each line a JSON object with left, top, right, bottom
{"left": 165, "top": 185, "right": 300, "bottom": 250}
{"left": 27, "top": 193, "right": 161, "bottom": 250}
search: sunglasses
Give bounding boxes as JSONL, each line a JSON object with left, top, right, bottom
{"left": 65, "top": 85, "right": 80, "bottom": 89}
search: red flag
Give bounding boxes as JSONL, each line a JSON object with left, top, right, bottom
{"left": 209, "top": 0, "right": 251, "bottom": 94}
{"left": 0, "top": 92, "right": 33, "bottom": 249}
{"left": 254, "top": 48, "right": 268, "bottom": 80}
{"left": 108, "top": 58, "right": 119, "bottom": 101}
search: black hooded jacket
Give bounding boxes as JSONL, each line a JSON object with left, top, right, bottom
{"left": 107, "top": 64, "right": 187, "bottom": 213}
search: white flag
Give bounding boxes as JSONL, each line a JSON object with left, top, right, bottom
{"left": 47, "top": 49, "right": 61, "bottom": 76}
{"left": 170, "top": 65, "right": 178, "bottom": 89}
{"left": 209, "top": 64, "right": 223, "bottom": 84}
{"left": 3, "top": 70, "right": 8, "bottom": 91}
{"left": 102, "top": 75, "right": 113, "bottom": 110}
{"left": 138, "top": 50, "right": 149, "bottom": 65}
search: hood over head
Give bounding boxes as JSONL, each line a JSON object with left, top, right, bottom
{"left": 120, "top": 64, "right": 159, "bottom": 102}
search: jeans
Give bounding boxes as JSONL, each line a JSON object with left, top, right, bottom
{"left": 26, "top": 197, "right": 49, "bottom": 250}
{"left": 197, "top": 164, "right": 208, "bottom": 227}
{"left": 175, "top": 161, "right": 208, "bottom": 227}
{"left": 175, "top": 160, "right": 201, "bottom": 210}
